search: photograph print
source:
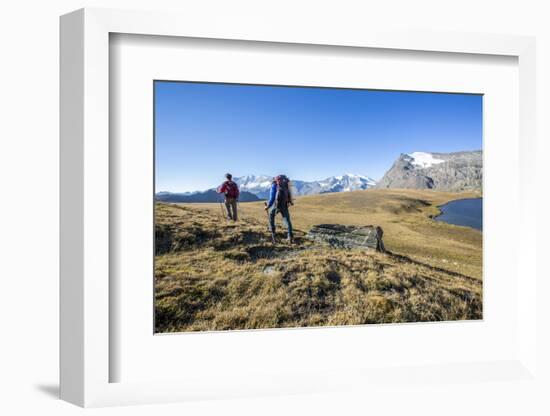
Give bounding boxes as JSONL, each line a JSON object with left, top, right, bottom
{"left": 154, "top": 81, "right": 483, "bottom": 333}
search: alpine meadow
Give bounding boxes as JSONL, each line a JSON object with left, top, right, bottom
{"left": 154, "top": 81, "right": 483, "bottom": 333}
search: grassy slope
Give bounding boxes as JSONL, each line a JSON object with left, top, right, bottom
{"left": 155, "top": 189, "right": 482, "bottom": 332}
{"left": 186, "top": 189, "right": 482, "bottom": 279}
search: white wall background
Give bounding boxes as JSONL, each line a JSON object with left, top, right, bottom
{"left": 1, "top": 1, "right": 548, "bottom": 415}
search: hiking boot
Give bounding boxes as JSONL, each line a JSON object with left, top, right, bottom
{"left": 287, "top": 236, "right": 294, "bottom": 245}
{"left": 271, "top": 234, "right": 277, "bottom": 244}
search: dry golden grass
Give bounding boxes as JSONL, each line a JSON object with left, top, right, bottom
{"left": 185, "top": 188, "right": 482, "bottom": 279}
{"left": 155, "top": 189, "right": 482, "bottom": 332}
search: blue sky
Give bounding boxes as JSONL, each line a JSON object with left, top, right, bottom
{"left": 155, "top": 81, "right": 482, "bottom": 192}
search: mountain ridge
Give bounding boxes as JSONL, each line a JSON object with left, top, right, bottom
{"left": 236, "top": 173, "right": 377, "bottom": 199}
{"left": 156, "top": 173, "right": 378, "bottom": 202}
{"left": 156, "top": 149, "right": 482, "bottom": 202}
{"left": 155, "top": 189, "right": 261, "bottom": 203}
{"left": 376, "top": 150, "right": 482, "bottom": 192}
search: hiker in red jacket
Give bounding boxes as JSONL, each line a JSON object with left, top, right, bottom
{"left": 217, "top": 173, "right": 240, "bottom": 221}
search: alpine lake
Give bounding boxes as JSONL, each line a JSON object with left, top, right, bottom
{"left": 434, "top": 197, "right": 483, "bottom": 231}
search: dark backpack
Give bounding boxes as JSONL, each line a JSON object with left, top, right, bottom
{"left": 224, "top": 181, "right": 239, "bottom": 199}
{"left": 275, "top": 175, "right": 292, "bottom": 207}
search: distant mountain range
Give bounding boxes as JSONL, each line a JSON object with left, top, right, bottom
{"left": 235, "top": 174, "right": 377, "bottom": 199}
{"left": 156, "top": 151, "right": 482, "bottom": 203}
{"left": 376, "top": 151, "right": 482, "bottom": 191}
{"left": 156, "top": 173, "right": 377, "bottom": 203}
{"left": 155, "top": 189, "right": 260, "bottom": 203}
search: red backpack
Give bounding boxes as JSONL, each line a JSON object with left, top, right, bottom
{"left": 224, "top": 181, "right": 239, "bottom": 199}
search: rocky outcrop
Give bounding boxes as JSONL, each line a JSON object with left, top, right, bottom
{"left": 306, "top": 224, "right": 385, "bottom": 252}
{"left": 377, "top": 151, "right": 482, "bottom": 192}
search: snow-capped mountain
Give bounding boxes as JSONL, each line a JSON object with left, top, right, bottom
{"left": 403, "top": 152, "right": 446, "bottom": 168}
{"left": 293, "top": 174, "right": 376, "bottom": 196}
{"left": 235, "top": 173, "right": 376, "bottom": 199}
{"left": 156, "top": 174, "right": 377, "bottom": 202}
{"left": 319, "top": 174, "right": 377, "bottom": 193}
{"left": 377, "top": 150, "right": 482, "bottom": 191}
{"left": 234, "top": 175, "right": 274, "bottom": 199}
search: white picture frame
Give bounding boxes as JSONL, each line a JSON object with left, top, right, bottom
{"left": 60, "top": 7, "right": 539, "bottom": 408}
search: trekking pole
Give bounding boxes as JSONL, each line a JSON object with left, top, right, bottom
{"left": 218, "top": 196, "right": 226, "bottom": 221}
{"left": 237, "top": 200, "right": 242, "bottom": 221}
{"left": 264, "top": 202, "right": 271, "bottom": 232}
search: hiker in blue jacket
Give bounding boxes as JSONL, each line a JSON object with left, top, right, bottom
{"left": 265, "top": 175, "right": 294, "bottom": 244}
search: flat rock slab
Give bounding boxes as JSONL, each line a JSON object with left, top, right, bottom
{"left": 306, "top": 224, "right": 385, "bottom": 252}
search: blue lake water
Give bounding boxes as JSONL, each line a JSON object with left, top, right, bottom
{"left": 434, "top": 198, "right": 483, "bottom": 231}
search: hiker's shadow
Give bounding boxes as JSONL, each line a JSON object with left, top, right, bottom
{"left": 245, "top": 235, "right": 309, "bottom": 260}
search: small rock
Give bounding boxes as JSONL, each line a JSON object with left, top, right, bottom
{"left": 262, "top": 265, "right": 277, "bottom": 275}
